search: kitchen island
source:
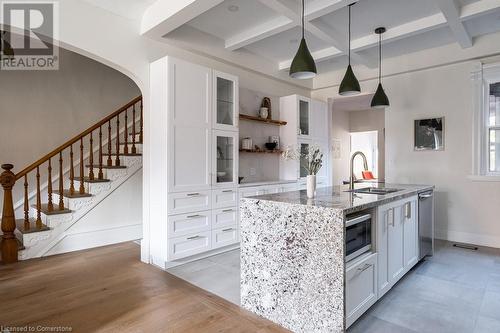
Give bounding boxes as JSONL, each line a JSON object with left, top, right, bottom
{"left": 239, "top": 184, "right": 433, "bottom": 333}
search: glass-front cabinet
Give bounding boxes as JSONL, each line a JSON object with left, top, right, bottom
{"left": 214, "top": 71, "right": 239, "bottom": 131}
{"left": 299, "top": 140, "right": 310, "bottom": 179}
{"left": 213, "top": 130, "right": 238, "bottom": 187}
{"left": 298, "top": 97, "right": 311, "bottom": 137}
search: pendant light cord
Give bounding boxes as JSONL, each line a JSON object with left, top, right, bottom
{"left": 302, "top": 0, "right": 305, "bottom": 39}
{"left": 378, "top": 33, "right": 382, "bottom": 84}
{"left": 348, "top": 4, "right": 351, "bottom": 65}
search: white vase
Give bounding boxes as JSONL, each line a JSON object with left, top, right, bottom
{"left": 306, "top": 175, "right": 316, "bottom": 199}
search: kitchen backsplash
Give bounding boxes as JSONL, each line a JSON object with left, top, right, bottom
{"left": 239, "top": 87, "right": 281, "bottom": 183}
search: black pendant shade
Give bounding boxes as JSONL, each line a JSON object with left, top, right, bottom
{"left": 290, "top": 0, "right": 317, "bottom": 79}
{"left": 290, "top": 37, "right": 317, "bottom": 79}
{"left": 339, "top": 3, "right": 360, "bottom": 96}
{"left": 339, "top": 64, "right": 361, "bottom": 96}
{"left": 371, "top": 27, "right": 390, "bottom": 108}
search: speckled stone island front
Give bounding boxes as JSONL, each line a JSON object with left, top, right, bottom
{"left": 240, "top": 184, "right": 433, "bottom": 333}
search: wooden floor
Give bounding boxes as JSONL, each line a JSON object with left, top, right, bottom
{"left": 0, "top": 242, "right": 289, "bottom": 333}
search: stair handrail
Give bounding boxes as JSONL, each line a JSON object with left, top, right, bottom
{"left": 14, "top": 95, "right": 142, "bottom": 180}
{"left": 1, "top": 95, "right": 143, "bottom": 264}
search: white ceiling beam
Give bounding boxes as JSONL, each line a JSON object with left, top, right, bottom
{"left": 460, "top": 0, "right": 500, "bottom": 20}
{"left": 279, "top": 47, "right": 342, "bottom": 70}
{"left": 436, "top": 0, "right": 473, "bottom": 48}
{"left": 279, "top": 13, "right": 448, "bottom": 70}
{"left": 141, "top": 0, "right": 224, "bottom": 39}
{"left": 305, "top": 0, "right": 357, "bottom": 21}
{"left": 225, "top": 16, "right": 295, "bottom": 51}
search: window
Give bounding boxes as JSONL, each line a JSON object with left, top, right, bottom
{"left": 487, "top": 82, "right": 500, "bottom": 173}
{"left": 472, "top": 63, "right": 500, "bottom": 178}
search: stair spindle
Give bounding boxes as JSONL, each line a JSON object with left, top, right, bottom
{"left": 98, "top": 126, "right": 104, "bottom": 180}
{"left": 47, "top": 159, "right": 54, "bottom": 212}
{"left": 89, "top": 132, "right": 95, "bottom": 180}
{"left": 107, "top": 120, "right": 113, "bottom": 167}
{"left": 70, "top": 145, "right": 75, "bottom": 195}
{"left": 115, "top": 115, "right": 121, "bottom": 166}
{"left": 124, "top": 109, "right": 129, "bottom": 154}
{"left": 23, "top": 175, "right": 29, "bottom": 230}
{"left": 140, "top": 99, "right": 143, "bottom": 143}
{"left": 79, "top": 138, "right": 85, "bottom": 194}
{"left": 36, "top": 166, "right": 42, "bottom": 228}
{"left": 132, "top": 104, "right": 137, "bottom": 154}
{"left": 58, "top": 152, "right": 64, "bottom": 210}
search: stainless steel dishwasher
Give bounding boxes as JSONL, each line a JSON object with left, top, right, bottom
{"left": 418, "top": 190, "right": 434, "bottom": 260}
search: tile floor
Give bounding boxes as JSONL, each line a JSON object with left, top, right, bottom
{"left": 167, "top": 240, "right": 500, "bottom": 333}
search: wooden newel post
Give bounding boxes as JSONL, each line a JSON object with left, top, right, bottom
{"left": 0, "top": 164, "right": 18, "bottom": 264}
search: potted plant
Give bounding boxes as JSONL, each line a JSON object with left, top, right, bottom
{"left": 282, "top": 145, "right": 324, "bottom": 198}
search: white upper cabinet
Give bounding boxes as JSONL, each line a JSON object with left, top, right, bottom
{"left": 212, "top": 130, "right": 238, "bottom": 188}
{"left": 311, "top": 99, "right": 329, "bottom": 141}
{"left": 167, "top": 58, "right": 212, "bottom": 192}
{"left": 213, "top": 71, "right": 239, "bottom": 131}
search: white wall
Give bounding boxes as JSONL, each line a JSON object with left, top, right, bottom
{"left": 314, "top": 61, "right": 500, "bottom": 249}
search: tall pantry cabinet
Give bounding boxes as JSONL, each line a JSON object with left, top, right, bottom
{"left": 149, "top": 56, "right": 239, "bottom": 269}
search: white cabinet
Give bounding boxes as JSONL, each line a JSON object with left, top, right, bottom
{"left": 212, "top": 226, "right": 239, "bottom": 249}
{"left": 150, "top": 56, "right": 240, "bottom": 267}
{"left": 214, "top": 71, "right": 239, "bottom": 132}
{"left": 213, "top": 130, "right": 238, "bottom": 188}
{"left": 311, "top": 99, "right": 329, "bottom": 141}
{"left": 212, "top": 207, "right": 238, "bottom": 229}
{"left": 377, "top": 196, "right": 418, "bottom": 298}
{"left": 167, "top": 58, "right": 212, "bottom": 193}
{"left": 346, "top": 253, "right": 378, "bottom": 328}
{"left": 298, "top": 96, "right": 311, "bottom": 137}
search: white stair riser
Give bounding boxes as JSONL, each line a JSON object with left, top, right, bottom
{"left": 52, "top": 193, "right": 94, "bottom": 211}
{"left": 83, "top": 167, "right": 128, "bottom": 180}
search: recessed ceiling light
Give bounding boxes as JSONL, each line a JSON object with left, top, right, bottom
{"left": 228, "top": 5, "right": 239, "bottom": 12}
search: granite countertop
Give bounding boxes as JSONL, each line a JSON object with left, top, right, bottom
{"left": 245, "top": 183, "right": 434, "bottom": 214}
{"left": 238, "top": 180, "right": 297, "bottom": 188}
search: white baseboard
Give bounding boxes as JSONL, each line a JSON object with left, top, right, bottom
{"left": 435, "top": 229, "right": 500, "bottom": 249}
{"left": 44, "top": 224, "right": 142, "bottom": 256}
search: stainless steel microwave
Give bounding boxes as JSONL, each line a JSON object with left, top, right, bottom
{"left": 345, "top": 213, "right": 372, "bottom": 262}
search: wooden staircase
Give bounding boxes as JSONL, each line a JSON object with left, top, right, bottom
{"left": 0, "top": 96, "right": 143, "bottom": 264}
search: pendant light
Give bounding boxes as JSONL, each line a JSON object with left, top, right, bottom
{"left": 289, "top": 0, "right": 317, "bottom": 79}
{"left": 371, "top": 27, "right": 390, "bottom": 108}
{"left": 339, "top": 3, "right": 360, "bottom": 96}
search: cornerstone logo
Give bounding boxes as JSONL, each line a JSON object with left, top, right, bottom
{"left": 1, "top": 1, "right": 59, "bottom": 70}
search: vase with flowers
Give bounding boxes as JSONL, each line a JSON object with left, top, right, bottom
{"left": 282, "top": 145, "right": 324, "bottom": 198}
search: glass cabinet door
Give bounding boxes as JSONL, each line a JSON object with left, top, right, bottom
{"left": 299, "top": 141, "right": 310, "bottom": 178}
{"left": 299, "top": 98, "right": 310, "bottom": 136}
{"left": 213, "top": 130, "right": 238, "bottom": 187}
{"left": 214, "top": 72, "right": 238, "bottom": 131}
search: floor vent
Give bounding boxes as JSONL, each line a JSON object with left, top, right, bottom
{"left": 453, "top": 243, "right": 478, "bottom": 251}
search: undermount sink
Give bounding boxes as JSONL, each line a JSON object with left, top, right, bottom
{"left": 350, "top": 187, "right": 401, "bottom": 195}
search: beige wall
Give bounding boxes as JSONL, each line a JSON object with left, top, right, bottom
{"left": 314, "top": 61, "right": 500, "bottom": 248}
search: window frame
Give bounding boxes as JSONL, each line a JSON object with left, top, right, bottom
{"left": 481, "top": 65, "right": 500, "bottom": 177}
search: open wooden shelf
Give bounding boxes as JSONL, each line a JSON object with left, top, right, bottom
{"left": 239, "top": 114, "right": 287, "bottom": 126}
{"left": 239, "top": 149, "right": 283, "bottom": 154}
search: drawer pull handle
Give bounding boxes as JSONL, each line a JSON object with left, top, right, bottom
{"left": 357, "top": 263, "right": 372, "bottom": 272}
{"left": 187, "top": 214, "right": 202, "bottom": 219}
{"left": 187, "top": 193, "right": 200, "bottom": 197}
{"left": 222, "top": 228, "right": 234, "bottom": 232}
{"left": 222, "top": 209, "right": 234, "bottom": 213}
{"left": 187, "top": 235, "right": 201, "bottom": 240}
{"left": 222, "top": 190, "right": 234, "bottom": 193}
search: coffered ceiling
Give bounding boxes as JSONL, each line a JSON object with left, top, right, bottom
{"left": 140, "top": 0, "right": 500, "bottom": 86}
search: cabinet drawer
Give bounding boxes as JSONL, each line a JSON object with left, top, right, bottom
{"left": 239, "top": 188, "right": 268, "bottom": 199}
{"left": 212, "top": 225, "right": 239, "bottom": 249}
{"left": 346, "top": 253, "right": 378, "bottom": 328}
{"left": 212, "top": 207, "right": 238, "bottom": 229}
{"left": 167, "top": 211, "right": 211, "bottom": 238}
{"left": 168, "top": 190, "right": 211, "bottom": 215}
{"left": 168, "top": 231, "right": 211, "bottom": 260}
{"left": 212, "top": 188, "right": 238, "bottom": 209}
